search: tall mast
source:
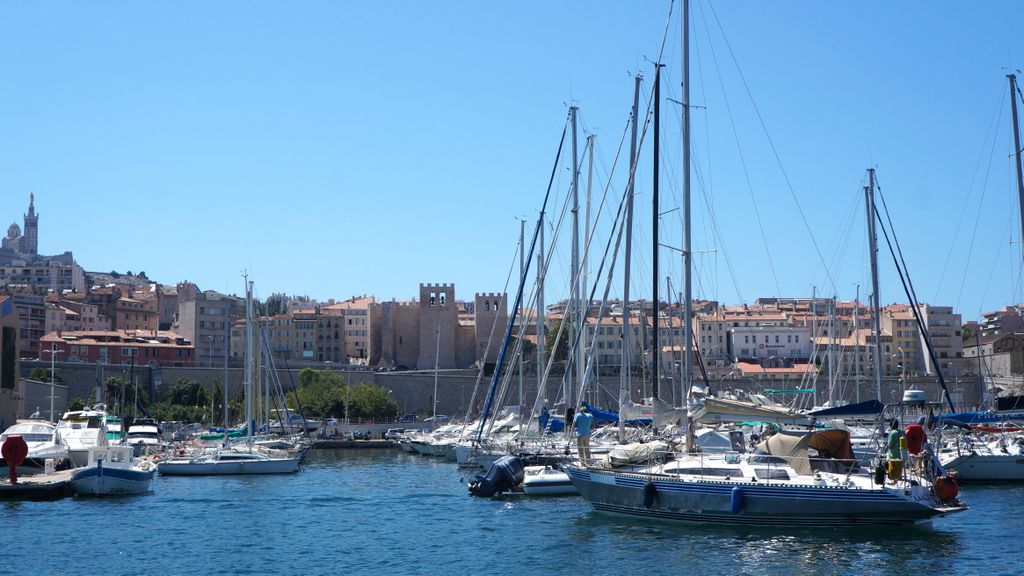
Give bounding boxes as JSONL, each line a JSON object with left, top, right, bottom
{"left": 651, "top": 64, "right": 662, "bottom": 400}
{"left": 537, "top": 219, "right": 545, "bottom": 408}
{"left": 223, "top": 305, "right": 229, "bottom": 433}
{"left": 1009, "top": 74, "right": 1024, "bottom": 260}
{"left": 519, "top": 218, "right": 525, "bottom": 411}
{"left": 681, "top": 0, "right": 693, "bottom": 412}
{"left": 853, "top": 284, "right": 860, "bottom": 403}
{"left": 620, "top": 73, "right": 641, "bottom": 439}
{"left": 244, "top": 276, "right": 254, "bottom": 444}
{"left": 865, "top": 170, "right": 883, "bottom": 403}
{"left": 583, "top": 133, "right": 595, "bottom": 405}
{"left": 570, "top": 105, "right": 580, "bottom": 410}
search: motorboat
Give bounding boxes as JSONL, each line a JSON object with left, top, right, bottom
{"left": 126, "top": 418, "right": 163, "bottom": 456}
{"left": 57, "top": 406, "right": 111, "bottom": 467}
{"left": 0, "top": 420, "right": 72, "bottom": 475}
{"left": 566, "top": 429, "right": 967, "bottom": 526}
{"left": 72, "top": 445, "right": 156, "bottom": 496}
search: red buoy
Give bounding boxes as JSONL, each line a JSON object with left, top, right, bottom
{"left": 934, "top": 475, "right": 959, "bottom": 501}
{"left": 904, "top": 424, "right": 925, "bottom": 455}
{"left": 2, "top": 435, "right": 29, "bottom": 484}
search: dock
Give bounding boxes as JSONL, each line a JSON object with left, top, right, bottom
{"left": 0, "top": 469, "right": 74, "bottom": 500}
{"left": 311, "top": 439, "right": 397, "bottom": 450}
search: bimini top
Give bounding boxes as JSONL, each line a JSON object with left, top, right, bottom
{"left": 754, "top": 429, "right": 856, "bottom": 476}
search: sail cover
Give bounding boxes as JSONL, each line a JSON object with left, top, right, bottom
{"left": 808, "top": 399, "right": 884, "bottom": 417}
{"left": 693, "top": 397, "right": 810, "bottom": 426}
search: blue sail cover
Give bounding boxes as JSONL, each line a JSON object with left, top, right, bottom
{"left": 581, "top": 402, "right": 652, "bottom": 426}
{"left": 938, "top": 410, "right": 1024, "bottom": 425}
{"left": 807, "top": 400, "right": 884, "bottom": 417}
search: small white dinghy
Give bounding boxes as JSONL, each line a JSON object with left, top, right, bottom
{"left": 522, "top": 466, "right": 577, "bottom": 496}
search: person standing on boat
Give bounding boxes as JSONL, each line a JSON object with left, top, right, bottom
{"left": 886, "top": 419, "right": 904, "bottom": 482}
{"left": 573, "top": 405, "right": 594, "bottom": 464}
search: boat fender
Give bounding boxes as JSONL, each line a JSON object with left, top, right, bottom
{"left": 933, "top": 475, "right": 959, "bottom": 501}
{"left": 730, "top": 486, "right": 743, "bottom": 513}
{"left": 904, "top": 424, "right": 925, "bottom": 455}
{"left": 643, "top": 481, "right": 657, "bottom": 509}
{"left": 873, "top": 463, "right": 886, "bottom": 485}
{"left": 2, "top": 435, "right": 28, "bottom": 484}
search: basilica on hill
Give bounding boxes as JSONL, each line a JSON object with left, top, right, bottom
{"left": 2, "top": 192, "right": 39, "bottom": 257}
{"left": 0, "top": 194, "right": 85, "bottom": 294}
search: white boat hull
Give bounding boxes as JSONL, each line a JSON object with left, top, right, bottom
{"left": 522, "top": 467, "right": 577, "bottom": 495}
{"left": 941, "top": 452, "right": 1024, "bottom": 480}
{"left": 157, "top": 457, "right": 299, "bottom": 475}
{"left": 72, "top": 464, "right": 155, "bottom": 496}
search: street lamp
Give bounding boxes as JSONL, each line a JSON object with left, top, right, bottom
{"left": 40, "top": 342, "right": 63, "bottom": 422}
{"left": 208, "top": 335, "right": 215, "bottom": 368}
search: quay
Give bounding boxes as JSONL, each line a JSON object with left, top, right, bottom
{"left": 0, "top": 469, "right": 74, "bottom": 501}
{"left": 310, "top": 439, "right": 397, "bottom": 449}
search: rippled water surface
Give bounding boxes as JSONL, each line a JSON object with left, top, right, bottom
{"left": 3, "top": 449, "right": 1022, "bottom": 575}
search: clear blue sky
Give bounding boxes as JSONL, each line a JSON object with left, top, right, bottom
{"left": 2, "top": 1, "right": 1023, "bottom": 321}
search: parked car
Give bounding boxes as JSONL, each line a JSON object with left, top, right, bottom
{"left": 424, "top": 415, "right": 449, "bottom": 423}
{"left": 398, "top": 414, "right": 418, "bottom": 423}
{"left": 352, "top": 431, "right": 370, "bottom": 441}
{"left": 383, "top": 428, "right": 405, "bottom": 440}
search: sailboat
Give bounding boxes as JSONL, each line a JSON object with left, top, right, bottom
{"left": 565, "top": 0, "right": 966, "bottom": 526}
{"left": 158, "top": 277, "right": 300, "bottom": 476}
{"left": 938, "top": 73, "right": 1024, "bottom": 481}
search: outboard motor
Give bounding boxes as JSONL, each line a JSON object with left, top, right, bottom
{"left": 468, "top": 455, "right": 525, "bottom": 497}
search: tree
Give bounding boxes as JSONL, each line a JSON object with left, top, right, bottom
{"left": 28, "top": 367, "right": 62, "bottom": 383}
{"left": 295, "top": 369, "right": 346, "bottom": 418}
{"left": 165, "top": 378, "right": 209, "bottom": 407}
{"left": 68, "top": 397, "right": 86, "bottom": 411}
{"left": 347, "top": 383, "right": 399, "bottom": 419}
{"left": 105, "top": 376, "right": 150, "bottom": 413}
{"left": 545, "top": 319, "right": 570, "bottom": 363}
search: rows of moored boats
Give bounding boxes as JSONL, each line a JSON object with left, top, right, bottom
{"left": 0, "top": 403, "right": 309, "bottom": 498}
{"left": 396, "top": 393, "right": 1024, "bottom": 526}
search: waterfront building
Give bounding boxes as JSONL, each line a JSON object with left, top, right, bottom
{"left": 370, "top": 283, "right": 508, "bottom": 370}
{"left": 979, "top": 305, "right": 1024, "bottom": 337}
{"left": 0, "top": 295, "right": 21, "bottom": 427}
{"left": 962, "top": 332, "right": 1024, "bottom": 377}
{"left": 175, "top": 290, "right": 241, "bottom": 367}
{"left": 40, "top": 329, "right": 194, "bottom": 367}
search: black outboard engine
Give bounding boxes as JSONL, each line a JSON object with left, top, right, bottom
{"left": 468, "top": 455, "right": 525, "bottom": 497}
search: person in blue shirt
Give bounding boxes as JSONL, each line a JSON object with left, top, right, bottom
{"left": 573, "top": 405, "right": 594, "bottom": 464}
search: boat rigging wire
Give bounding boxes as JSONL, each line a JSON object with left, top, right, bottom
{"left": 705, "top": 0, "right": 838, "bottom": 296}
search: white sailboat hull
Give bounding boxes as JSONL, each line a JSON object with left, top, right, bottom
{"left": 157, "top": 457, "right": 299, "bottom": 475}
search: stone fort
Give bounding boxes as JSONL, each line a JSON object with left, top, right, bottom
{"left": 371, "top": 283, "right": 508, "bottom": 370}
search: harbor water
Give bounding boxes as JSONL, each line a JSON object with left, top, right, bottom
{"left": 4, "top": 449, "right": 1023, "bottom": 575}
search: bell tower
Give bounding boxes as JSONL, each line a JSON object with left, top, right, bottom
{"left": 23, "top": 193, "right": 38, "bottom": 256}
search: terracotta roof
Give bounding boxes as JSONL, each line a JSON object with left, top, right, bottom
{"left": 736, "top": 361, "right": 817, "bottom": 375}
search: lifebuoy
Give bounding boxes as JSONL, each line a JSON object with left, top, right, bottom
{"left": 904, "top": 424, "right": 925, "bottom": 455}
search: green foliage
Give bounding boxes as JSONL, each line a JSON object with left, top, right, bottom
{"left": 67, "top": 397, "right": 86, "bottom": 411}
{"left": 346, "top": 383, "right": 399, "bottom": 419}
{"left": 256, "top": 294, "right": 287, "bottom": 318}
{"left": 28, "top": 367, "right": 62, "bottom": 383}
{"left": 295, "top": 369, "right": 347, "bottom": 418}
{"left": 105, "top": 376, "right": 150, "bottom": 410}
{"left": 165, "top": 378, "right": 209, "bottom": 407}
{"left": 545, "top": 320, "right": 570, "bottom": 363}
{"left": 294, "top": 369, "right": 399, "bottom": 419}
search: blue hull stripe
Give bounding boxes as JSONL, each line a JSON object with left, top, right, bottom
{"left": 72, "top": 466, "right": 155, "bottom": 483}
